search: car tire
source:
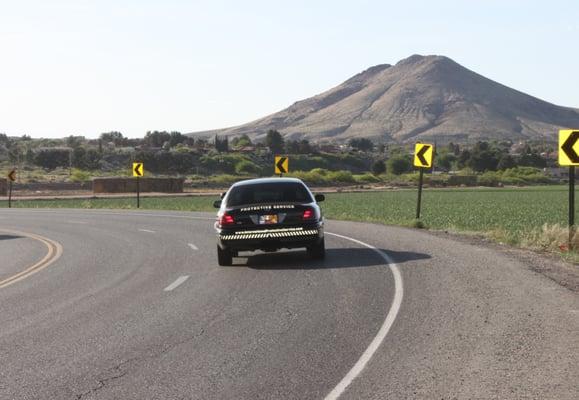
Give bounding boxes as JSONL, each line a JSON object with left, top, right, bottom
{"left": 307, "top": 238, "right": 325, "bottom": 260}
{"left": 217, "top": 245, "right": 233, "bottom": 266}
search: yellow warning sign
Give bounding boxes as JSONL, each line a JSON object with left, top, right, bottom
{"left": 413, "top": 143, "right": 434, "bottom": 168}
{"left": 558, "top": 130, "right": 579, "bottom": 166}
{"left": 133, "top": 162, "right": 144, "bottom": 177}
{"left": 274, "top": 156, "right": 289, "bottom": 174}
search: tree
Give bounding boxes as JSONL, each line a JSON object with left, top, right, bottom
{"left": 497, "top": 154, "right": 516, "bottom": 170}
{"left": 349, "top": 138, "right": 374, "bottom": 152}
{"left": 298, "top": 139, "right": 312, "bottom": 154}
{"left": 214, "top": 135, "right": 229, "bottom": 152}
{"left": 237, "top": 134, "right": 252, "bottom": 147}
{"left": 371, "top": 160, "right": 386, "bottom": 175}
{"left": 100, "top": 131, "right": 125, "bottom": 146}
{"left": 66, "top": 135, "right": 84, "bottom": 148}
{"left": 457, "top": 149, "right": 471, "bottom": 169}
{"left": 169, "top": 131, "right": 185, "bottom": 147}
{"left": 285, "top": 140, "right": 300, "bottom": 154}
{"left": 437, "top": 152, "right": 457, "bottom": 170}
{"left": 519, "top": 152, "right": 546, "bottom": 168}
{"left": 467, "top": 150, "right": 499, "bottom": 172}
{"left": 387, "top": 155, "right": 412, "bottom": 175}
{"left": 144, "top": 131, "right": 171, "bottom": 147}
{"left": 34, "top": 148, "right": 71, "bottom": 170}
{"left": 265, "top": 130, "right": 285, "bottom": 153}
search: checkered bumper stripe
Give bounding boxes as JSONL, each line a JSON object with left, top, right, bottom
{"left": 220, "top": 227, "right": 319, "bottom": 241}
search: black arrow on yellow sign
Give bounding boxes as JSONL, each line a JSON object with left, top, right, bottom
{"left": 561, "top": 131, "right": 579, "bottom": 163}
{"left": 133, "top": 163, "right": 143, "bottom": 177}
{"left": 7, "top": 170, "right": 16, "bottom": 182}
{"left": 276, "top": 157, "right": 288, "bottom": 174}
{"left": 416, "top": 145, "right": 431, "bottom": 166}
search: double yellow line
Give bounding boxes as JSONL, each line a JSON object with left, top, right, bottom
{"left": 0, "top": 229, "right": 63, "bottom": 289}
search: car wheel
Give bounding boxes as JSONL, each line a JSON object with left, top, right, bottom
{"left": 217, "top": 245, "right": 233, "bottom": 266}
{"left": 307, "top": 238, "right": 325, "bottom": 260}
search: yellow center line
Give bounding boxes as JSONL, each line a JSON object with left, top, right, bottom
{"left": 0, "top": 229, "right": 63, "bottom": 289}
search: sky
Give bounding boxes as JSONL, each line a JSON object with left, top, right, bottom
{"left": 1, "top": 0, "right": 578, "bottom": 138}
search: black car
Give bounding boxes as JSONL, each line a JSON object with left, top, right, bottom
{"left": 213, "top": 177, "right": 325, "bottom": 266}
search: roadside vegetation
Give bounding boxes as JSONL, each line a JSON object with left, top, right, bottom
{"left": 0, "top": 130, "right": 562, "bottom": 189}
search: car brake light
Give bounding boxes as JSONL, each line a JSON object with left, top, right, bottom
{"left": 220, "top": 213, "right": 235, "bottom": 225}
{"left": 303, "top": 208, "right": 314, "bottom": 220}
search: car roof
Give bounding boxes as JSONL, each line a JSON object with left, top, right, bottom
{"left": 230, "top": 177, "right": 305, "bottom": 187}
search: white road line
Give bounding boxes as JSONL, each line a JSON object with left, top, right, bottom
{"left": 138, "top": 229, "right": 156, "bottom": 233}
{"left": 164, "top": 275, "right": 190, "bottom": 292}
{"left": 188, "top": 243, "right": 198, "bottom": 250}
{"left": 323, "top": 232, "right": 404, "bottom": 400}
{"left": 67, "top": 220, "right": 88, "bottom": 224}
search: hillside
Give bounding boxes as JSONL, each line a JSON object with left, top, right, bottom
{"left": 189, "top": 55, "right": 579, "bottom": 143}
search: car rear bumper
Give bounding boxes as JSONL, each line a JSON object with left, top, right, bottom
{"left": 217, "top": 225, "right": 324, "bottom": 251}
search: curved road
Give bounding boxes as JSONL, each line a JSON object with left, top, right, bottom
{"left": 0, "top": 209, "right": 577, "bottom": 399}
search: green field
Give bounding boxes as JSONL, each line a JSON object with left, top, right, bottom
{"left": 2, "top": 186, "right": 576, "bottom": 254}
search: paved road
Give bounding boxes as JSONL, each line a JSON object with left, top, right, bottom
{"left": 0, "top": 209, "right": 577, "bottom": 399}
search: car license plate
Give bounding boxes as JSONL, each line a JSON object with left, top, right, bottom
{"left": 259, "top": 214, "right": 278, "bottom": 225}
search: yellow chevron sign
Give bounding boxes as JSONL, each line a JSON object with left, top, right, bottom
{"left": 133, "top": 163, "right": 144, "bottom": 177}
{"left": 413, "top": 143, "right": 434, "bottom": 168}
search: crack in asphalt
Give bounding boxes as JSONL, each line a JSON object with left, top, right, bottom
{"left": 75, "top": 361, "right": 130, "bottom": 400}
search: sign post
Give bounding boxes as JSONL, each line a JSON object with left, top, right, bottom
{"left": 7, "top": 169, "right": 16, "bottom": 208}
{"left": 274, "top": 156, "right": 288, "bottom": 177}
{"left": 413, "top": 143, "right": 434, "bottom": 220}
{"left": 558, "top": 130, "right": 579, "bottom": 249}
{"left": 132, "top": 162, "right": 144, "bottom": 208}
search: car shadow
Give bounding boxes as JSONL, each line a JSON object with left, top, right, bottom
{"left": 237, "top": 247, "right": 431, "bottom": 270}
{"left": 0, "top": 234, "right": 21, "bottom": 241}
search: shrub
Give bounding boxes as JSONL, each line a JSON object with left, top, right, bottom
{"left": 327, "top": 170, "right": 355, "bottom": 183}
{"left": 371, "top": 160, "right": 386, "bottom": 175}
{"left": 387, "top": 155, "right": 412, "bottom": 175}
{"left": 235, "top": 160, "right": 260, "bottom": 175}
{"left": 354, "top": 173, "right": 381, "bottom": 183}
{"left": 70, "top": 169, "right": 92, "bottom": 182}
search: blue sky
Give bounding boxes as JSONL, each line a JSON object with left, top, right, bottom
{"left": 1, "top": 0, "right": 578, "bottom": 138}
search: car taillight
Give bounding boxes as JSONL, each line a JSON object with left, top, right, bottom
{"left": 220, "top": 213, "right": 235, "bottom": 226}
{"left": 303, "top": 208, "right": 315, "bottom": 220}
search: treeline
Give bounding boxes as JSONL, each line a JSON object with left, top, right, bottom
{"left": 0, "top": 129, "right": 557, "bottom": 178}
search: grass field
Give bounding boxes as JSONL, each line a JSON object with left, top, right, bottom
{"left": 2, "top": 186, "right": 577, "bottom": 256}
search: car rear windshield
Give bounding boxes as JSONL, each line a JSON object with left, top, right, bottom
{"left": 226, "top": 182, "right": 313, "bottom": 207}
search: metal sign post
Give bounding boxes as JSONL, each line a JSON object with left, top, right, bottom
{"left": 416, "top": 168, "right": 424, "bottom": 219}
{"left": 7, "top": 169, "right": 16, "bottom": 208}
{"left": 413, "top": 143, "right": 434, "bottom": 221}
{"left": 569, "top": 166, "right": 575, "bottom": 249}
{"left": 132, "top": 163, "right": 144, "bottom": 209}
{"left": 8, "top": 180, "right": 13, "bottom": 208}
{"left": 558, "top": 130, "right": 579, "bottom": 250}
{"left": 136, "top": 177, "right": 140, "bottom": 208}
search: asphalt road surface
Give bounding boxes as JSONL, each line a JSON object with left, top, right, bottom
{"left": 0, "top": 209, "right": 577, "bottom": 399}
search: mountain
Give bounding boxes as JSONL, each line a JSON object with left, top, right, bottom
{"left": 189, "top": 55, "right": 579, "bottom": 143}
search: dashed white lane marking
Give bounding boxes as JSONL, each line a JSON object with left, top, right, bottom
{"left": 164, "top": 275, "right": 190, "bottom": 292}
{"left": 138, "top": 229, "right": 156, "bottom": 233}
{"left": 188, "top": 243, "right": 198, "bottom": 250}
{"left": 67, "top": 220, "right": 88, "bottom": 224}
{"left": 323, "top": 231, "right": 404, "bottom": 400}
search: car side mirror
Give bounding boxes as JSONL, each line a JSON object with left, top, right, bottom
{"left": 220, "top": 192, "right": 226, "bottom": 199}
{"left": 315, "top": 194, "right": 325, "bottom": 202}
{"left": 213, "top": 200, "right": 222, "bottom": 208}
